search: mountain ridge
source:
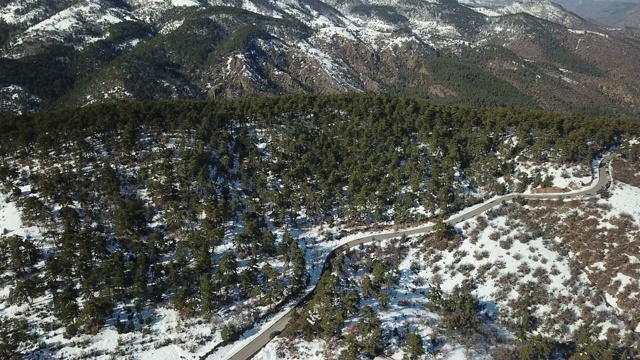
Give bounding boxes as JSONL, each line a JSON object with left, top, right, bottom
{"left": 1, "top": 0, "right": 640, "bottom": 118}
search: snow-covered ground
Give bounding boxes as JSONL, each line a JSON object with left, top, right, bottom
{"left": 253, "top": 155, "right": 640, "bottom": 359}
{"left": 0, "top": 126, "right": 628, "bottom": 360}
{"left": 606, "top": 181, "right": 640, "bottom": 218}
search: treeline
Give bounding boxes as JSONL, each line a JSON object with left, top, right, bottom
{"left": 1, "top": 93, "right": 633, "bottom": 223}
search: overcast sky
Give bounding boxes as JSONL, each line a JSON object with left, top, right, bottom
{"left": 552, "top": 0, "right": 640, "bottom": 28}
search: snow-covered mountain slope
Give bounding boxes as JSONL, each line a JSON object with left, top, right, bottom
{"left": 458, "top": 0, "right": 583, "bottom": 26}
{"left": 2, "top": 0, "right": 570, "bottom": 55}
{"left": 1, "top": 0, "right": 138, "bottom": 55}
{"left": 1, "top": 0, "right": 640, "bottom": 117}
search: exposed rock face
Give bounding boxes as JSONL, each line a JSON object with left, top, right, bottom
{"left": 1, "top": 0, "right": 640, "bottom": 117}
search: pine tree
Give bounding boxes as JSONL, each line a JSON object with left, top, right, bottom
{"left": 21, "top": 196, "right": 47, "bottom": 223}
{"left": 194, "top": 237, "right": 212, "bottom": 275}
{"left": 404, "top": 331, "right": 425, "bottom": 359}
{"left": 133, "top": 254, "right": 149, "bottom": 300}
{"left": 199, "top": 274, "right": 214, "bottom": 316}
{"left": 426, "top": 284, "right": 444, "bottom": 312}
{"left": 289, "top": 239, "right": 307, "bottom": 293}
{"left": 362, "top": 275, "right": 373, "bottom": 298}
{"left": 261, "top": 229, "right": 277, "bottom": 256}
{"left": 377, "top": 291, "right": 390, "bottom": 310}
{"left": 518, "top": 335, "right": 552, "bottom": 360}
{"left": 358, "top": 305, "right": 383, "bottom": 357}
{"left": 433, "top": 220, "right": 453, "bottom": 240}
{"left": 7, "top": 236, "right": 26, "bottom": 278}
{"left": 371, "top": 260, "right": 386, "bottom": 289}
{"left": 239, "top": 268, "right": 256, "bottom": 298}
{"left": 221, "top": 323, "right": 240, "bottom": 343}
{"left": 339, "top": 342, "right": 359, "bottom": 360}
{"left": 280, "top": 230, "right": 294, "bottom": 259}
{"left": 108, "top": 251, "right": 128, "bottom": 299}
{"left": 260, "top": 263, "right": 279, "bottom": 304}
{"left": 8, "top": 276, "right": 41, "bottom": 305}
{"left": 341, "top": 289, "right": 361, "bottom": 316}
{"left": 114, "top": 197, "right": 147, "bottom": 238}
{"left": 54, "top": 280, "right": 79, "bottom": 325}
{"left": 78, "top": 295, "right": 113, "bottom": 334}
{"left": 217, "top": 251, "right": 238, "bottom": 287}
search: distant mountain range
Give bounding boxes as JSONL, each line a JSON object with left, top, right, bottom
{"left": 1, "top": 0, "right": 640, "bottom": 118}
{"left": 553, "top": 0, "right": 640, "bottom": 28}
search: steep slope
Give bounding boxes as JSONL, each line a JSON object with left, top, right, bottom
{"left": 1, "top": 0, "right": 640, "bottom": 117}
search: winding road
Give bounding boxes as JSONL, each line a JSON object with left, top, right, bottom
{"left": 223, "top": 153, "right": 614, "bottom": 360}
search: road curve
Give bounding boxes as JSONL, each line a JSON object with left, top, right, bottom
{"left": 224, "top": 153, "right": 614, "bottom": 360}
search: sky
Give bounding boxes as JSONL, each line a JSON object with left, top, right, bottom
{"left": 552, "top": 0, "right": 640, "bottom": 27}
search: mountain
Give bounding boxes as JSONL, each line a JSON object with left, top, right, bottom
{"left": 553, "top": 0, "right": 640, "bottom": 28}
{"left": 1, "top": 0, "right": 640, "bottom": 118}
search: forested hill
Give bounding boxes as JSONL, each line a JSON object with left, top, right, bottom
{"left": 0, "top": 94, "right": 636, "bottom": 358}
{"left": 0, "top": 93, "right": 633, "bottom": 229}
{"left": 2, "top": 94, "right": 633, "bottom": 160}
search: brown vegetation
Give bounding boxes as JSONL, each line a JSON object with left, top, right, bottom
{"left": 612, "top": 145, "right": 640, "bottom": 188}
{"left": 531, "top": 187, "right": 569, "bottom": 193}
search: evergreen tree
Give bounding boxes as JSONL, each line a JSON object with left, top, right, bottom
{"left": 199, "top": 274, "right": 214, "bottom": 316}
{"left": 357, "top": 305, "right": 383, "bottom": 357}
{"left": 216, "top": 251, "right": 238, "bottom": 287}
{"left": 53, "top": 280, "right": 79, "bottom": 325}
{"left": 239, "top": 268, "right": 256, "bottom": 298}
{"left": 289, "top": 239, "right": 308, "bottom": 293}
{"left": 404, "top": 331, "right": 425, "bottom": 359}
{"left": 261, "top": 230, "right": 277, "bottom": 256}
{"left": 133, "top": 254, "right": 149, "bottom": 300}
{"left": 339, "top": 341, "right": 359, "bottom": 360}
{"left": 341, "top": 289, "right": 361, "bottom": 316}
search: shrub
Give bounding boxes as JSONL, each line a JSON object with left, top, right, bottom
{"left": 221, "top": 323, "right": 241, "bottom": 344}
{"left": 499, "top": 238, "right": 513, "bottom": 250}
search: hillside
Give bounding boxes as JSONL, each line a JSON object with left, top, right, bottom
{"left": 0, "top": 94, "right": 636, "bottom": 359}
{"left": 258, "top": 161, "right": 640, "bottom": 359}
{"left": 1, "top": 0, "right": 640, "bottom": 117}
